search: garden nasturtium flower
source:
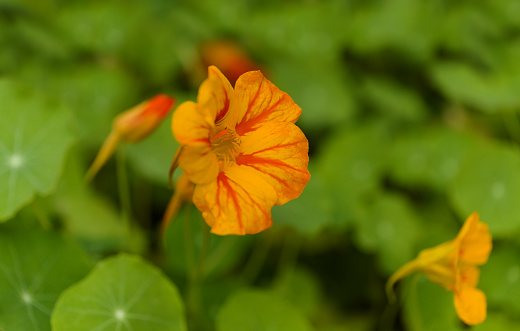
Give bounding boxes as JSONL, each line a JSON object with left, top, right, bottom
{"left": 171, "top": 66, "right": 310, "bottom": 235}
{"left": 386, "top": 212, "right": 492, "bottom": 325}
{"left": 86, "top": 94, "right": 175, "bottom": 180}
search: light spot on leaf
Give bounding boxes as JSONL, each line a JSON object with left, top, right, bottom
{"left": 491, "top": 182, "right": 505, "bottom": 200}
{"left": 377, "top": 219, "right": 394, "bottom": 239}
{"left": 115, "top": 308, "right": 126, "bottom": 321}
{"left": 507, "top": 265, "right": 520, "bottom": 284}
{"left": 8, "top": 154, "right": 23, "bottom": 169}
{"left": 21, "top": 291, "right": 32, "bottom": 304}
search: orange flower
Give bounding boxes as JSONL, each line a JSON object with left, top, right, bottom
{"left": 386, "top": 212, "right": 492, "bottom": 325}
{"left": 200, "top": 40, "right": 261, "bottom": 85}
{"left": 171, "top": 66, "right": 310, "bottom": 235}
{"left": 86, "top": 94, "right": 175, "bottom": 180}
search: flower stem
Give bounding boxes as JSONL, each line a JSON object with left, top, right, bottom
{"left": 242, "top": 234, "right": 274, "bottom": 284}
{"left": 85, "top": 131, "right": 119, "bottom": 181}
{"left": 168, "top": 145, "right": 184, "bottom": 188}
{"left": 196, "top": 218, "right": 211, "bottom": 278}
{"left": 386, "top": 259, "right": 419, "bottom": 303}
{"left": 116, "top": 147, "right": 132, "bottom": 229}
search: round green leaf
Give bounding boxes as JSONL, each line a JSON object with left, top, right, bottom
{"left": 449, "top": 143, "right": 520, "bottom": 237}
{"left": 272, "top": 165, "right": 334, "bottom": 235}
{"left": 403, "top": 276, "right": 462, "bottom": 331}
{"left": 51, "top": 254, "right": 187, "bottom": 331}
{"left": 216, "top": 289, "right": 314, "bottom": 331}
{"left": 479, "top": 245, "right": 520, "bottom": 314}
{"left": 353, "top": 193, "right": 420, "bottom": 273}
{"left": 316, "top": 122, "right": 389, "bottom": 226}
{"left": 389, "top": 128, "right": 478, "bottom": 191}
{"left": 0, "top": 79, "right": 74, "bottom": 221}
{"left": 0, "top": 225, "right": 91, "bottom": 331}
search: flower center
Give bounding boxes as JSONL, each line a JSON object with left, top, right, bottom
{"left": 211, "top": 127, "right": 241, "bottom": 166}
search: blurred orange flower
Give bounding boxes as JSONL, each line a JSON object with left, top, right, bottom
{"left": 86, "top": 94, "right": 175, "bottom": 180}
{"left": 172, "top": 66, "right": 310, "bottom": 235}
{"left": 386, "top": 212, "right": 492, "bottom": 325}
{"left": 201, "top": 40, "right": 261, "bottom": 85}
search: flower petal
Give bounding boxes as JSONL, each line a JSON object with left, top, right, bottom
{"left": 172, "top": 101, "right": 213, "bottom": 146}
{"left": 456, "top": 212, "right": 492, "bottom": 266}
{"left": 197, "top": 66, "right": 234, "bottom": 129}
{"left": 234, "top": 71, "right": 302, "bottom": 136}
{"left": 454, "top": 285, "right": 487, "bottom": 325}
{"left": 192, "top": 164, "right": 277, "bottom": 235}
{"left": 459, "top": 266, "right": 480, "bottom": 288}
{"left": 179, "top": 145, "right": 219, "bottom": 185}
{"left": 237, "top": 122, "right": 310, "bottom": 205}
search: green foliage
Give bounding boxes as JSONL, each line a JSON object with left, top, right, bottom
{"left": 52, "top": 254, "right": 187, "bottom": 331}
{"left": 1, "top": 0, "right": 519, "bottom": 329}
{"left": 0, "top": 80, "right": 73, "bottom": 220}
{"left": 0, "top": 222, "right": 91, "bottom": 331}
{"left": 216, "top": 289, "right": 314, "bottom": 331}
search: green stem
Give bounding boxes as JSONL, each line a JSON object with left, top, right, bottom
{"left": 116, "top": 147, "right": 132, "bottom": 229}
{"left": 204, "top": 236, "right": 238, "bottom": 276}
{"left": 242, "top": 234, "right": 274, "bottom": 284}
{"left": 276, "top": 233, "right": 302, "bottom": 279}
{"left": 196, "top": 218, "right": 211, "bottom": 279}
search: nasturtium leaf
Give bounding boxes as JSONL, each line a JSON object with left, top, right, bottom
{"left": 270, "top": 58, "right": 356, "bottom": 131}
{"left": 389, "top": 128, "right": 478, "bottom": 191}
{"left": 403, "top": 276, "right": 462, "bottom": 331}
{"left": 473, "top": 313, "right": 520, "bottom": 331}
{"left": 52, "top": 254, "right": 187, "bottom": 331}
{"left": 361, "top": 75, "right": 428, "bottom": 122}
{"left": 346, "top": 0, "right": 437, "bottom": 61}
{"left": 315, "top": 122, "right": 389, "bottom": 226}
{"left": 216, "top": 289, "right": 314, "bottom": 331}
{"left": 271, "top": 267, "right": 322, "bottom": 317}
{"left": 237, "top": 1, "right": 347, "bottom": 61}
{"left": 272, "top": 166, "right": 334, "bottom": 235}
{"left": 164, "top": 203, "right": 251, "bottom": 278}
{"left": 0, "top": 79, "right": 74, "bottom": 221}
{"left": 449, "top": 143, "right": 520, "bottom": 237}
{"left": 353, "top": 193, "right": 420, "bottom": 273}
{"left": 479, "top": 245, "right": 520, "bottom": 314}
{"left": 430, "top": 61, "right": 520, "bottom": 113}
{"left": 0, "top": 224, "right": 91, "bottom": 331}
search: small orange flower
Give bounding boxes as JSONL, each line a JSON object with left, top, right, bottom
{"left": 200, "top": 40, "right": 261, "bottom": 85}
{"left": 386, "top": 212, "right": 492, "bottom": 325}
{"left": 171, "top": 66, "right": 310, "bottom": 235}
{"left": 86, "top": 94, "right": 175, "bottom": 180}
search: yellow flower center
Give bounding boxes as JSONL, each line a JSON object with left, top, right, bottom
{"left": 211, "top": 127, "right": 241, "bottom": 167}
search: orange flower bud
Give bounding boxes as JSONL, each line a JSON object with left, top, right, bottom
{"left": 86, "top": 94, "right": 175, "bottom": 180}
{"left": 114, "top": 94, "right": 175, "bottom": 143}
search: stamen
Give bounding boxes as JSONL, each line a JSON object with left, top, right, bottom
{"left": 211, "top": 127, "right": 241, "bottom": 168}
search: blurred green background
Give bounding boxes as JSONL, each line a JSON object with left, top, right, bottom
{"left": 1, "top": 0, "right": 520, "bottom": 330}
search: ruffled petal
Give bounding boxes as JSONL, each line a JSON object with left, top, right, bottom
{"left": 237, "top": 122, "right": 310, "bottom": 205}
{"left": 172, "top": 101, "right": 213, "bottom": 146}
{"left": 456, "top": 212, "right": 492, "bottom": 266}
{"left": 192, "top": 164, "right": 277, "bottom": 235}
{"left": 234, "top": 71, "right": 302, "bottom": 136}
{"left": 454, "top": 285, "right": 487, "bottom": 325}
{"left": 179, "top": 145, "right": 219, "bottom": 185}
{"left": 197, "top": 66, "right": 235, "bottom": 129}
